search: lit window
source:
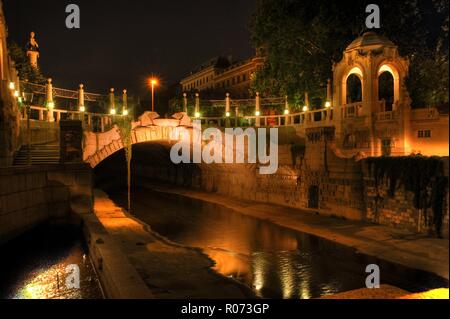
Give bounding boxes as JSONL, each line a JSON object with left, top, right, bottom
{"left": 418, "top": 130, "right": 431, "bottom": 138}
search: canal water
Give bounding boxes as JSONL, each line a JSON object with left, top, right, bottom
{"left": 107, "top": 187, "right": 448, "bottom": 299}
{"left": 0, "top": 224, "right": 103, "bottom": 299}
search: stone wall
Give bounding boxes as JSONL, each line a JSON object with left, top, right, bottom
{"left": 19, "top": 120, "right": 60, "bottom": 146}
{"left": 362, "top": 157, "right": 449, "bottom": 238}
{"left": 97, "top": 127, "right": 447, "bottom": 238}
{"left": 129, "top": 127, "right": 366, "bottom": 221}
{"left": 0, "top": 164, "right": 93, "bottom": 244}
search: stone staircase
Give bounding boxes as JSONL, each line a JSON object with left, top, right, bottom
{"left": 13, "top": 143, "right": 60, "bottom": 166}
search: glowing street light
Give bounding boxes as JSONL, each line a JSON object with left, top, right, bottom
{"left": 149, "top": 77, "right": 159, "bottom": 112}
{"left": 255, "top": 111, "right": 261, "bottom": 117}
{"left": 325, "top": 101, "right": 331, "bottom": 108}
{"left": 79, "top": 106, "right": 86, "bottom": 113}
{"left": 122, "top": 109, "right": 129, "bottom": 116}
{"left": 110, "top": 108, "right": 117, "bottom": 115}
{"left": 9, "top": 82, "right": 15, "bottom": 90}
{"left": 302, "top": 105, "right": 309, "bottom": 112}
{"left": 225, "top": 112, "right": 231, "bottom": 118}
{"left": 284, "top": 109, "right": 290, "bottom": 115}
{"left": 195, "top": 112, "right": 201, "bottom": 118}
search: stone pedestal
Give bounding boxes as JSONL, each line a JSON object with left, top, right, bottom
{"left": 60, "top": 120, "right": 83, "bottom": 164}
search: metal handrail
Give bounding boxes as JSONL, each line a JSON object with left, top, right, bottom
{"left": 20, "top": 81, "right": 104, "bottom": 102}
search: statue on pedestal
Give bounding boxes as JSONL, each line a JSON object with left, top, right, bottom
{"left": 26, "top": 31, "right": 40, "bottom": 69}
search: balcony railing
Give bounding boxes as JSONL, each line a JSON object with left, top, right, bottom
{"left": 341, "top": 102, "right": 363, "bottom": 118}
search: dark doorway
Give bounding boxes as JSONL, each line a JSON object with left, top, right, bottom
{"left": 308, "top": 185, "right": 320, "bottom": 209}
{"left": 381, "top": 139, "right": 392, "bottom": 156}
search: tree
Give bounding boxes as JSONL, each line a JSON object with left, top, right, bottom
{"left": 250, "top": 0, "right": 449, "bottom": 109}
{"left": 8, "top": 41, "right": 46, "bottom": 84}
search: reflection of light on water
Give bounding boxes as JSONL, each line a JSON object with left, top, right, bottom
{"left": 278, "top": 253, "right": 295, "bottom": 299}
{"left": 11, "top": 249, "right": 100, "bottom": 300}
{"left": 14, "top": 262, "right": 82, "bottom": 300}
{"left": 252, "top": 253, "right": 266, "bottom": 294}
{"left": 299, "top": 277, "right": 311, "bottom": 300}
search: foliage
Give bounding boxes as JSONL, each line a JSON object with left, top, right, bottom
{"left": 250, "top": 0, "right": 449, "bottom": 109}
{"left": 115, "top": 115, "right": 133, "bottom": 212}
{"left": 8, "top": 41, "right": 46, "bottom": 84}
{"left": 366, "top": 156, "right": 448, "bottom": 236}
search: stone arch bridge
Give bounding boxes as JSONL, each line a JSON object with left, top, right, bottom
{"left": 83, "top": 116, "right": 190, "bottom": 168}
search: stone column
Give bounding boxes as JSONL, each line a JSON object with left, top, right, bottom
{"left": 304, "top": 91, "right": 311, "bottom": 123}
{"left": 78, "top": 84, "right": 85, "bottom": 112}
{"left": 327, "top": 79, "right": 332, "bottom": 105}
{"left": 255, "top": 92, "right": 261, "bottom": 127}
{"left": 195, "top": 93, "right": 200, "bottom": 117}
{"left": 122, "top": 89, "right": 128, "bottom": 115}
{"left": 225, "top": 93, "right": 231, "bottom": 127}
{"left": 109, "top": 88, "right": 116, "bottom": 115}
{"left": 46, "top": 78, "right": 55, "bottom": 122}
{"left": 183, "top": 93, "right": 188, "bottom": 113}
{"left": 284, "top": 96, "right": 290, "bottom": 125}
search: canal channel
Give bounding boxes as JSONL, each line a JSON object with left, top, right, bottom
{"left": 104, "top": 186, "right": 449, "bottom": 299}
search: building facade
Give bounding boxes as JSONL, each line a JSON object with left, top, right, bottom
{"left": 180, "top": 52, "right": 264, "bottom": 99}
{"left": 330, "top": 32, "right": 448, "bottom": 157}
{"left": 0, "top": 0, "right": 21, "bottom": 166}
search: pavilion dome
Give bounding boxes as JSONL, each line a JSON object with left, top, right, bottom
{"left": 346, "top": 32, "right": 396, "bottom": 52}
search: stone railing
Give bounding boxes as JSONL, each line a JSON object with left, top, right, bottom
{"left": 375, "top": 110, "right": 398, "bottom": 121}
{"left": 198, "top": 108, "right": 333, "bottom": 128}
{"left": 20, "top": 106, "right": 121, "bottom": 133}
{"left": 341, "top": 102, "right": 363, "bottom": 119}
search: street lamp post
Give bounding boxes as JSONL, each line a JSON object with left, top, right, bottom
{"left": 149, "top": 78, "right": 158, "bottom": 112}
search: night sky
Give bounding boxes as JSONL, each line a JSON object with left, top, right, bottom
{"left": 3, "top": 0, "right": 257, "bottom": 99}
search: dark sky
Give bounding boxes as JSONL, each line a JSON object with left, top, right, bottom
{"left": 3, "top": 0, "right": 257, "bottom": 98}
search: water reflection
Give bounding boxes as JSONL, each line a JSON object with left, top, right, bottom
{"left": 108, "top": 188, "right": 448, "bottom": 299}
{"left": 0, "top": 225, "right": 103, "bottom": 299}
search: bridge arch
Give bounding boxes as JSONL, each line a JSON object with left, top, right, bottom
{"left": 84, "top": 125, "right": 190, "bottom": 168}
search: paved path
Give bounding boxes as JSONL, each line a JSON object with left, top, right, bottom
{"left": 93, "top": 189, "right": 254, "bottom": 299}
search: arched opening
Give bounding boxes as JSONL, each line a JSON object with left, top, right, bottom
{"left": 340, "top": 66, "right": 364, "bottom": 107}
{"left": 378, "top": 64, "right": 400, "bottom": 111}
{"left": 346, "top": 74, "right": 362, "bottom": 104}
{"left": 378, "top": 71, "right": 395, "bottom": 112}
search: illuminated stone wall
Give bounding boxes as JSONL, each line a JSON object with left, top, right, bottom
{"left": 127, "top": 130, "right": 447, "bottom": 238}
{"left": 362, "top": 158, "right": 449, "bottom": 238}
{"left": 0, "top": 164, "right": 92, "bottom": 244}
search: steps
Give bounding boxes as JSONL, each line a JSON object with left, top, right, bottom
{"left": 13, "top": 143, "right": 60, "bottom": 166}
